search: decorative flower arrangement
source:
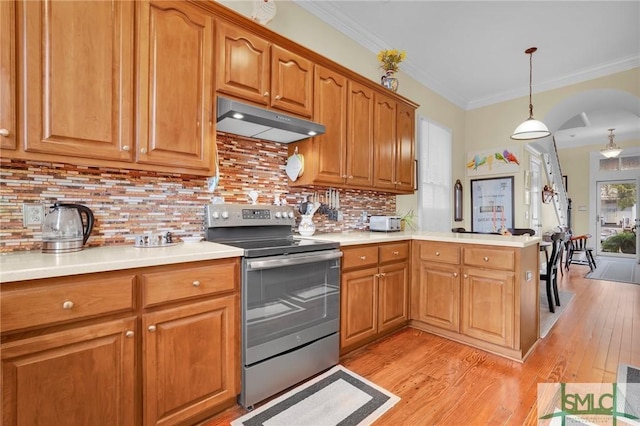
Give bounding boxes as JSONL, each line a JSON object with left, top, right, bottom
{"left": 377, "top": 49, "right": 406, "bottom": 73}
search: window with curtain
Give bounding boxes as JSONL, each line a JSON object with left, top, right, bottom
{"left": 418, "top": 117, "right": 453, "bottom": 232}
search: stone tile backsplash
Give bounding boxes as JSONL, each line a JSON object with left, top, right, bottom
{"left": 0, "top": 133, "right": 396, "bottom": 252}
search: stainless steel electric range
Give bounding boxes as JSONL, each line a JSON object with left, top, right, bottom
{"left": 205, "top": 203, "right": 341, "bottom": 409}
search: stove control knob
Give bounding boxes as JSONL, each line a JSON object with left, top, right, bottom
{"left": 212, "top": 211, "right": 220, "bottom": 219}
{"left": 221, "top": 211, "right": 229, "bottom": 219}
{"left": 275, "top": 211, "right": 282, "bottom": 219}
{"left": 287, "top": 211, "right": 294, "bottom": 219}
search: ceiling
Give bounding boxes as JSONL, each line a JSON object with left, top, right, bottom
{"left": 293, "top": 1, "right": 640, "bottom": 148}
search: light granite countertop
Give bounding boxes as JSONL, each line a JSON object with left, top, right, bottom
{"left": 1, "top": 232, "right": 540, "bottom": 283}
{"left": 0, "top": 242, "right": 244, "bottom": 283}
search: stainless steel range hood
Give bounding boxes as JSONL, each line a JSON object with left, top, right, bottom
{"left": 216, "top": 97, "right": 325, "bottom": 143}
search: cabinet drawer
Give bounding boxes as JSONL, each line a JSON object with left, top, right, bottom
{"left": 463, "top": 247, "right": 515, "bottom": 271}
{"left": 1, "top": 274, "right": 135, "bottom": 333}
{"left": 342, "top": 246, "right": 379, "bottom": 270}
{"left": 141, "top": 260, "right": 237, "bottom": 308}
{"left": 379, "top": 242, "right": 409, "bottom": 264}
{"left": 418, "top": 242, "right": 460, "bottom": 264}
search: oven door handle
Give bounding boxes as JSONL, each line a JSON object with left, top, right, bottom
{"left": 247, "top": 251, "right": 343, "bottom": 271}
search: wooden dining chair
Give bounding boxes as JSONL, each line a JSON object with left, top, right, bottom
{"left": 508, "top": 228, "right": 536, "bottom": 236}
{"left": 541, "top": 232, "right": 564, "bottom": 313}
{"left": 565, "top": 234, "right": 596, "bottom": 272}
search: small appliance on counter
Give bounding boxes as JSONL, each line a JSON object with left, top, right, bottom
{"left": 369, "top": 215, "right": 402, "bottom": 232}
{"left": 42, "top": 203, "right": 94, "bottom": 253}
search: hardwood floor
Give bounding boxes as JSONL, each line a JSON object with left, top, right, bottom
{"left": 203, "top": 264, "right": 640, "bottom": 425}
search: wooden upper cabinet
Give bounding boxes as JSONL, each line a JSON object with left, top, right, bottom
{"left": 373, "top": 93, "right": 397, "bottom": 190}
{"left": 19, "top": 0, "right": 134, "bottom": 161}
{"left": 373, "top": 93, "right": 415, "bottom": 192}
{"left": 0, "top": 0, "right": 16, "bottom": 151}
{"left": 395, "top": 102, "right": 416, "bottom": 192}
{"left": 136, "top": 1, "right": 214, "bottom": 171}
{"left": 215, "top": 20, "right": 270, "bottom": 106}
{"left": 310, "top": 65, "right": 348, "bottom": 185}
{"left": 215, "top": 20, "right": 313, "bottom": 118}
{"left": 346, "top": 81, "right": 375, "bottom": 188}
{"left": 270, "top": 45, "right": 313, "bottom": 117}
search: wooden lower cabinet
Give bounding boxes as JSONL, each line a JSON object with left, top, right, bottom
{"left": 143, "top": 296, "right": 237, "bottom": 426}
{"left": 412, "top": 262, "right": 461, "bottom": 332}
{"left": 340, "top": 242, "right": 409, "bottom": 354}
{"left": 461, "top": 267, "right": 515, "bottom": 347}
{"left": 0, "top": 258, "right": 240, "bottom": 426}
{"left": 1, "top": 317, "right": 136, "bottom": 426}
{"left": 411, "top": 240, "right": 539, "bottom": 361}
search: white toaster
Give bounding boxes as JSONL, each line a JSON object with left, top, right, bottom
{"left": 369, "top": 216, "right": 402, "bottom": 232}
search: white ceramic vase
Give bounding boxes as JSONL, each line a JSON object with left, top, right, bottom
{"left": 298, "top": 215, "right": 316, "bottom": 236}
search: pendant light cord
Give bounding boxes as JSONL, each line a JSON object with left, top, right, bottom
{"left": 526, "top": 47, "right": 537, "bottom": 119}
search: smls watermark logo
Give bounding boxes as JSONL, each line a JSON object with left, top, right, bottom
{"left": 538, "top": 382, "right": 640, "bottom": 425}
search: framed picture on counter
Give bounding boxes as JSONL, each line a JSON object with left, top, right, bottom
{"left": 470, "top": 176, "right": 514, "bottom": 233}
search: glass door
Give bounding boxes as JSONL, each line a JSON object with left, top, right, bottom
{"left": 596, "top": 179, "right": 637, "bottom": 259}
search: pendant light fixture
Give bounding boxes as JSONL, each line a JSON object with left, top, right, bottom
{"left": 511, "top": 47, "right": 551, "bottom": 140}
{"left": 601, "top": 128, "right": 623, "bottom": 158}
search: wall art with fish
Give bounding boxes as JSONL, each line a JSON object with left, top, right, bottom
{"left": 466, "top": 146, "right": 521, "bottom": 176}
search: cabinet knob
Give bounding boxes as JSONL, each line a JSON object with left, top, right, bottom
{"left": 379, "top": 272, "right": 386, "bottom": 277}
{"left": 125, "top": 330, "right": 134, "bottom": 338}
{"left": 464, "top": 274, "right": 468, "bottom": 278}
{"left": 275, "top": 95, "right": 282, "bottom": 100}
{"left": 140, "top": 148, "right": 147, "bottom": 154}
{"left": 263, "top": 91, "right": 269, "bottom": 97}
{"left": 148, "top": 325, "right": 157, "bottom": 332}
{"left": 435, "top": 251, "right": 440, "bottom": 256}
{"left": 348, "top": 175, "right": 354, "bottom": 179}
{"left": 453, "top": 272, "right": 458, "bottom": 277}
{"left": 122, "top": 145, "right": 130, "bottom": 151}
{"left": 393, "top": 251, "right": 399, "bottom": 255}
{"left": 342, "top": 175, "right": 347, "bottom": 179}
{"left": 62, "top": 300, "right": 74, "bottom": 310}
{"left": 360, "top": 256, "right": 366, "bottom": 260}
{"left": 0, "top": 128, "right": 9, "bottom": 137}
{"left": 192, "top": 280, "right": 201, "bottom": 287}
{"left": 483, "top": 256, "right": 489, "bottom": 262}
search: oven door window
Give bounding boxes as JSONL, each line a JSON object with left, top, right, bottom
{"left": 243, "top": 253, "right": 340, "bottom": 365}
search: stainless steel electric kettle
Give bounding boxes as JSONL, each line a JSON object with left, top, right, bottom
{"left": 42, "top": 203, "right": 95, "bottom": 253}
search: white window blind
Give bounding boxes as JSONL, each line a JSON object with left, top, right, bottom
{"left": 418, "top": 117, "right": 452, "bottom": 232}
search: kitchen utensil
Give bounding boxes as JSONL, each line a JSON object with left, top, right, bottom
{"left": 248, "top": 190, "right": 259, "bottom": 204}
{"left": 42, "top": 202, "right": 95, "bottom": 253}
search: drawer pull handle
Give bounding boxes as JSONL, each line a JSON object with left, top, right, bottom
{"left": 192, "top": 280, "right": 201, "bottom": 287}
{"left": 62, "top": 300, "right": 74, "bottom": 310}
{"left": 483, "top": 256, "right": 489, "bottom": 262}
{"left": 360, "top": 256, "right": 366, "bottom": 260}
{"left": 393, "top": 251, "right": 400, "bottom": 255}
{"left": 125, "top": 330, "right": 134, "bottom": 338}
{"left": 148, "top": 325, "right": 157, "bottom": 332}
{"left": 435, "top": 251, "right": 440, "bottom": 256}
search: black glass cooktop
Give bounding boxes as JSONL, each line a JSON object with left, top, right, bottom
{"left": 222, "top": 238, "right": 339, "bottom": 258}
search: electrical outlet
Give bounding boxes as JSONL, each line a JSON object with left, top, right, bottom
{"left": 23, "top": 203, "right": 45, "bottom": 227}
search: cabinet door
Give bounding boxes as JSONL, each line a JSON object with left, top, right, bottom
{"left": 0, "top": 0, "right": 15, "bottom": 150}
{"left": 412, "top": 262, "right": 461, "bottom": 332}
{"left": 395, "top": 103, "right": 415, "bottom": 192}
{"left": 373, "top": 93, "right": 397, "bottom": 190}
{"left": 270, "top": 45, "right": 313, "bottom": 117}
{"left": 1, "top": 318, "right": 136, "bottom": 426}
{"left": 378, "top": 261, "right": 409, "bottom": 333}
{"left": 340, "top": 267, "right": 378, "bottom": 351}
{"left": 20, "top": 0, "right": 134, "bottom": 160}
{"left": 137, "top": 1, "right": 214, "bottom": 171}
{"left": 346, "top": 81, "right": 374, "bottom": 188}
{"left": 312, "top": 65, "right": 348, "bottom": 185}
{"left": 461, "top": 267, "right": 515, "bottom": 348}
{"left": 142, "top": 295, "right": 238, "bottom": 426}
{"left": 215, "top": 21, "right": 270, "bottom": 106}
